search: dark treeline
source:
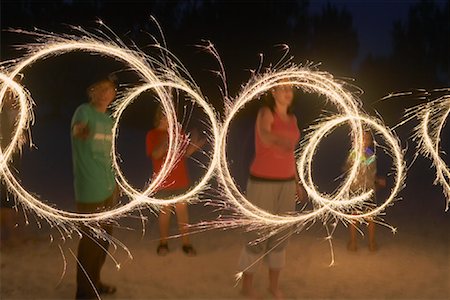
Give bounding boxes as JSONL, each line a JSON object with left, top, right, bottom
{"left": 1, "top": 0, "right": 448, "bottom": 125}
{"left": 0, "top": 0, "right": 449, "bottom": 204}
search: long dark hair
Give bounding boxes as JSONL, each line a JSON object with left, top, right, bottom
{"left": 263, "top": 89, "right": 295, "bottom": 115}
{"left": 263, "top": 87, "right": 295, "bottom": 115}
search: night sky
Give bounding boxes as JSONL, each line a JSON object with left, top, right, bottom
{"left": 310, "top": 0, "right": 446, "bottom": 67}
{"left": 0, "top": 2, "right": 449, "bottom": 299}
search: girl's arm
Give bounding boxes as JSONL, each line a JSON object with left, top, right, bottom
{"left": 256, "top": 107, "right": 293, "bottom": 151}
{"left": 295, "top": 169, "right": 308, "bottom": 204}
{"left": 185, "top": 129, "right": 206, "bottom": 157}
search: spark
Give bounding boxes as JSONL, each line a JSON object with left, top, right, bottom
{"left": 216, "top": 68, "right": 405, "bottom": 235}
{"left": 0, "top": 27, "right": 406, "bottom": 272}
{"left": 0, "top": 29, "right": 219, "bottom": 239}
{"left": 407, "top": 95, "right": 450, "bottom": 211}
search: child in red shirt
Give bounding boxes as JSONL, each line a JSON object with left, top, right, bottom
{"left": 146, "top": 106, "right": 205, "bottom": 256}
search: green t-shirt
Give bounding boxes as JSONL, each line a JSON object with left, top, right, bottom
{"left": 71, "top": 103, "right": 115, "bottom": 203}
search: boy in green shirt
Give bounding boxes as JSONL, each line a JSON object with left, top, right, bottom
{"left": 72, "top": 77, "right": 118, "bottom": 299}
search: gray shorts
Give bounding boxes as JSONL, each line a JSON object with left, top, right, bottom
{"left": 239, "top": 177, "right": 297, "bottom": 272}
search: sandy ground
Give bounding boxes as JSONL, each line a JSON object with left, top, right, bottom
{"left": 1, "top": 200, "right": 449, "bottom": 300}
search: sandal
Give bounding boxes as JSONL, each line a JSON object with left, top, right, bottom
{"left": 182, "top": 244, "right": 197, "bottom": 257}
{"left": 98, "top": 282, "right": 117, "bottom": 295}
{"left": 157, "top": 243, "right": 169, "bottom": 256}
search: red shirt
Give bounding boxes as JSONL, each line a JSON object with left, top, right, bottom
{"left": 146, "top": 129, "right": 189, "bottom": 190}
{"left": 250, "top": 111, "right": 300, "bottom": 179}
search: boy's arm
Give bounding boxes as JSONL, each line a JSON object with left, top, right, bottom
{"left": 72, "top": 123, "right": 89, "bottom": 140}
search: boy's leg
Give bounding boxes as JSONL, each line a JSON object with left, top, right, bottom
{"left": 97, "top": 189, "right": 118, "bottom": 287}
{"left": 76, "top": 224, "right": 104, "bottom": 299}
{"left": 76, "top": 192, "right": 117, "bottom": 299}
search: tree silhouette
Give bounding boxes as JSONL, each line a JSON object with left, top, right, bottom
{"left": 391, "top": 0, "right": 449, "bottom": 88}
{"left": 308, "top": 3, "right": 359, "bottom": 75}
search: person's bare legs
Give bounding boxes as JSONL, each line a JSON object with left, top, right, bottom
{"left": 0, "top": 208, "right": 16, "bottom": 246}
{"left": 175, "top": 202, "right": 197, "bottom": 256}
{"left": 174, "top": 202, "right": 190, "bottom": 245}
{"left": 347, "top": 221, "right": 358, "bottom": 251}
{"left": 158, "top": 205, "right": 172, "bottom": 244}
{"left": 368, "top": 219, "right": 377, "bottom": 251}
{"left": 241, "top": 272, "right": 259, "bottom": 299}
{"left": 268, "top": 269, "right": 283, "bottom": 299}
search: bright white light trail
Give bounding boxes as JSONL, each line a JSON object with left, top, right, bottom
{"left": 407, "top": 94, "right": 450, "bottom": 211}
{"left": 0, "top": 29, "right": 406, "bottom": 247}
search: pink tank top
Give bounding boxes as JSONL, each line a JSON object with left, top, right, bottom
{"left": 250, "top": 110, "right": 300, "bottom": 179}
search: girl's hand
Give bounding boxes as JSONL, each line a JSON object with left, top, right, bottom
{"left": 190, "top": 129, "right": 206, "bottom": 148}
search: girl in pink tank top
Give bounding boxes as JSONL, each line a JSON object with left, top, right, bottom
{"left": 240, "top": 82, "right": 305, "bottom": 299}
{"left": 250, "top": 110, "right": 300, "bottom": 179}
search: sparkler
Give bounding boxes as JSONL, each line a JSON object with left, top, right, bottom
{"left": 0, "top": 28, "right": 405, "bottom": 249}
{"left": 0, "top": 29, "right": 218, "bottom": 238}
{"left": 407, "top": 95, "right": 450, "bottom": 211}
{"left": 216, "top": 68, "right": 405, "bottom": 236}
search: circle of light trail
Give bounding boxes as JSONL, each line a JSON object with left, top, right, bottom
{"left": 112, "top": 81, "right": 220, "bottom": 207}
{"left": 0, "top": 73, "right": 31, "bottom": 169}
{"left": 0, "top": 33, "right": 219, "bottom": 228}
{"left": 218, "top": 69, "right": 405, "bottom": 230}
{"left": 0, "top": 31, "right": 405, "bottom": 235}
{"left": 409, "top": 95, "right": 450, "bottom": 211}
{"left": 298, "top": 114, "right": 405, "bottom": 220}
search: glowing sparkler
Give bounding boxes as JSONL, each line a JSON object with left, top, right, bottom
{"left": 408, "top": 95, "right": 450, "bottom": 211}
{"left": 0, "top": 29, "right": 219, "bottom": 236}
{"left": 216, "top": 68, "right": 405, "bottom": 235}
{"left": 0, "top": 28, "right": 405, "bottom": 248}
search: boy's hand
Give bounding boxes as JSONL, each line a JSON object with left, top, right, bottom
{"left": 73, "top": 123, "right": 90, "bottom": 140}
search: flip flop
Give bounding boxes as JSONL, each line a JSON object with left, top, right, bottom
{"left": 182, "top": 244, "right": 197, "bottom": 257}
{"left": 157, "top": 243, "right": 169, "bottom": 256}
{"left": 98, "top": 283, "right": 116, "bottom": 295}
